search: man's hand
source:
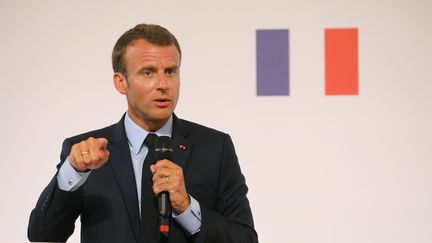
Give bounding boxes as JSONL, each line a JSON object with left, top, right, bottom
{"left": 150, "top": 160, "right": 190, "bottom": 213}
{"left": 68, "top": 137, "right": 110, "bottom": 172}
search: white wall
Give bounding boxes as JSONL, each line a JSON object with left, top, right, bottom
{"left": 1, "top": 0, "right": 431, "bottom": 242}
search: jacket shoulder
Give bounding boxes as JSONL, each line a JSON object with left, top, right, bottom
{"left": 176, "top": 117, "right": 228, "bottom": 138}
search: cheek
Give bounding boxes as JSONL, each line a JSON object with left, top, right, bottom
{"left": 132, "top": 82, "right": 153, "bottom": 94}
{"left": 172, "top": 81, "right": 180, "bottom": 95}
{"left": 128, "top": 87, "right": 151, "bottom": 104}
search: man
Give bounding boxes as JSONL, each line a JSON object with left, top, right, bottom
{"left": 28, "top": 24, "right": 258, "bottom": 243}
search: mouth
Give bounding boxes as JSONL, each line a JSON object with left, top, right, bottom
{"left": 153, "top": 98, "right": 171, "bottom": 107}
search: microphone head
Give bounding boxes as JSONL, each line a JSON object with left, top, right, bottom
{"left": 154, "top": 136, "right": 173, "bottom": 161}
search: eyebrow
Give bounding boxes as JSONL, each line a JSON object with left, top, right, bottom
{"left": 165, "top": 66, "right": 179, "bottom": 71}
{"left": 138, "top": 65, "right": 179, "bottom": 72}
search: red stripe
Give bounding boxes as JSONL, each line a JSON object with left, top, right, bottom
{"left": 325, "top": 28, "right": 359, "bottom": 95}
{"left": 160, "top": 225, "right": 169, "bottom": 232}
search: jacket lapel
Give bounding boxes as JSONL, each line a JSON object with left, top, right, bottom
{"left": 107, "top": 117, "right": 140, "bottom": 242}
{"left": 171, "top": 115, "right": 193, "bottom": 171}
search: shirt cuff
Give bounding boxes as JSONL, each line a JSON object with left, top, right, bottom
{"left": 172, "top": 195, "right": 202, "bottom": 235}
{"left": 56, "top": 158, "right": 91, "bottom": 191}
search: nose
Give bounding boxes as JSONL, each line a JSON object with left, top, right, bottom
{"left": 157, "top": 73, "right": 169, "bottom": 90}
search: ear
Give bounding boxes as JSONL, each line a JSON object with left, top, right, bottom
{"left": 113, "top": 72, "right": 128, "bottom": 95}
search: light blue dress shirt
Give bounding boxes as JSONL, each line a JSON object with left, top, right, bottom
{"left": 57, "top": 113, "right": 201, "bottom": 235}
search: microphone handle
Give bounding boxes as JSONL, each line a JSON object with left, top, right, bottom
{"left": 159, "top": 191, "right": 171, "bottom": 237}
{"left": 159, "top": 191, "right": 171, "bottom": 217}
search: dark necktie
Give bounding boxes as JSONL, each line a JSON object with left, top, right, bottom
{"left": 140, "top": 133, "right": 159, "bottom": 242}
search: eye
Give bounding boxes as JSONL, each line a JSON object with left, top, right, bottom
{"left": 142, "top": 69, "right": 153, "bottom": 77}
{"left": 165, "top": 68, "right": 178, "bottom": 76}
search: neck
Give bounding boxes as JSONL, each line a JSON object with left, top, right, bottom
{"left": 127, "top": 111, "right": 170, "bottom": 132}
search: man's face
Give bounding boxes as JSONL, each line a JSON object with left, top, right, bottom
{"left": 119, "top": 39, "right": 180, "bottom": 131}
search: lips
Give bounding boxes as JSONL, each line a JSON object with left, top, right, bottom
{"left": 153, "top": 97, "right": 171, "bottom": 107}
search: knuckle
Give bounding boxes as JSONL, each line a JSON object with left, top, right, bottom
{"left": 72, "top": 144, "right": 80, "bottom": 153}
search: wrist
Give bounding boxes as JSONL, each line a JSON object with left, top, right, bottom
{"left": 68, "top": 156, "right": 90, "bottom": 172}
{"left": 180, "top": 195, "right": 191, "bottom": 213}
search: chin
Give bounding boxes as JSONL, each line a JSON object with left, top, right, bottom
{"left": 152, "top": 111, "right": 172, "bottom": 121}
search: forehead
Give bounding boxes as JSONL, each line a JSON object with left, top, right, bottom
{"left": 124, "top": 39, "right": 180, "bottom": 67}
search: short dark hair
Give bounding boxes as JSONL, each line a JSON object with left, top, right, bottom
{"left": 112, "top": 24, "right": 182, "bottom": 76}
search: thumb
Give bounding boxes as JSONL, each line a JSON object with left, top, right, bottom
{"left": 98, "top": 149, "right": 110, "bottom": 161}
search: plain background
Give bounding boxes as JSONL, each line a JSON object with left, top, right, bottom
{"left": 1, "top": 0, "right": 431, "bottom": 242}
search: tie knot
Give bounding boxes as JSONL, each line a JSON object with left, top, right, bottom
{"left": 144, "top": 133, "right": 158, "bottom": 148}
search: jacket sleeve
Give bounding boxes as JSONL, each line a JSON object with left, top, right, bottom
{"left": 27, "top": 139, "right": 82, "bottom": 242}
{"left": 194, "top": 134, "right": 259, "bottom": 243}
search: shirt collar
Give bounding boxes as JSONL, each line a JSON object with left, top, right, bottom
{"left": 124, "top": 112, "right": 173, "bottom": 155}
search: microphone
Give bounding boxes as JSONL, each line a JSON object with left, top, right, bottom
{"left": 154, "top": 136, "right": 173, "bottom": 238}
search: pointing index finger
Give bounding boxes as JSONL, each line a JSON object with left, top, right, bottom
{"left": 96, "top": 138, "right": 108, "bottom": 149}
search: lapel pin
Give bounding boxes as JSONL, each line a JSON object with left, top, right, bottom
{"left": 179, "top": 144, "right": 186, "bottom": 150}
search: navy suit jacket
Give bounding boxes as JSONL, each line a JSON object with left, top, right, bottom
{"left": 28, "top": 114, "right": 258, "bottom": 243}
